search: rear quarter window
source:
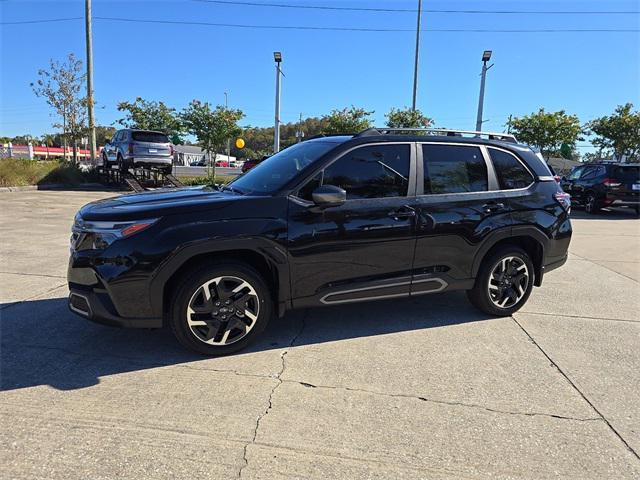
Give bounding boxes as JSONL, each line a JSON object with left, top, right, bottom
{"left": 489, "top": 148, "right": 534, "bottom": 189}
{"left": 132, "top": 132, "right": 169, "bottom": 143}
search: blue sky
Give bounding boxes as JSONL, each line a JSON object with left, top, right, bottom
{"left": 1, "top": 0, "right": 639, "bottom": 152}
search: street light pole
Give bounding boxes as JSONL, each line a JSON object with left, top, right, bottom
{"left": 273, "top": 52, "right": 282, "bottom": 153}
{"left": 224, "top": 91, "right": 230, "bottom": 160}
{"left": 411, "top": 0, "right": 422, "bottom": 111}
{"left": 475, "top": 50, "right": 493, "bottom": 132}
{"left": 84, "top": 0, "right": 97, "bottom": 163}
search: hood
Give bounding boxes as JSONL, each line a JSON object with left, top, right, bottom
{"left": 79, "top": 186, "right": 246, "bottom": 221}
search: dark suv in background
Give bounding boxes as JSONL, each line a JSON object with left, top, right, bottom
{"left": 69, "top": 128, "right": 572, "bottom": 355}
{"left": 561, "top": 162, "right": 640, "bottom": 214}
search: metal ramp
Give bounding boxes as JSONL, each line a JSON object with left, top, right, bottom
{"left": 100, "top": 166, "right": 184, "bottom": 192}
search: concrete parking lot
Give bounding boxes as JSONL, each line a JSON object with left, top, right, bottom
{"left": 1, "top": 189, "right": 639, "bottom": 479}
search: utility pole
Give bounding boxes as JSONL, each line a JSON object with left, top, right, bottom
{"left": 273, "top": 52, "right": 282, "bottom": 153}
{"left": 224, "top": 91, "right": 231, "bottom": 161}
{"left": 84, "top": 0, "right": 97, "bottom": 164}
{"left": 295, "top": 112, "right": 304, "bottom": 143}
{"left": 411, "top": 0, "right": 422, "bottom": 111}
{"left": 475, "top": 50, "right": 493, "bottom": 132}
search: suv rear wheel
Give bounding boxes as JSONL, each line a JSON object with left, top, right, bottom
{"left": 169, "top": 262, "right": 272, "bottom": 355}
{"left": 467, "top": 246, "right": 534, "bottom": 316}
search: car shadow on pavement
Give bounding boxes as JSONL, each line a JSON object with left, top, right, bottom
{"left": 570, "top": 207, "right": 639, "bottom": 220}
{"left": 1, "top": 291, "right": 492, "bottom": 392}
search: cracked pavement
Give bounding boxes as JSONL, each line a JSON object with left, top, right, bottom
{"left": 1, "top": 190, "right": 639, "bottom": 479}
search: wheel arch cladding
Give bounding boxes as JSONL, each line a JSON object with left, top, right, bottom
{"left": 473, "top": 233, "right": 546, "bottom": 287}
{"left": 159, "top": 249, "right": 283, "bottom": 319}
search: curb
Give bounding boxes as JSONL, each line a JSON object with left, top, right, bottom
{"left": 0, "top": 183, "right": 118, "bottom": 193}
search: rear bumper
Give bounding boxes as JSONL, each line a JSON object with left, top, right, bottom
{"left": 126, "top": 155, "right": 173, "bottom": 166}
{"left": 542, "top": 253, "right": 568, "bottom": 275}
{"left": 68, "top": 288, "right": 162, "bottom": 328}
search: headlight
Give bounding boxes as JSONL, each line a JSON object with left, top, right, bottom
{"left": 71, "top": 215, "right": 159, "bottom": 251}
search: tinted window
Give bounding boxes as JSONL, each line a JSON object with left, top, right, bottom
{"left": 580, "top": 166, "right": 600, "bottom": 180}
{"left": 489, "top": 148, "right": 534, "bottom": 189}
{"left": 422, "top": 144, "right": 487, "bottom": 194}
{"left": 230, "top": 141, "right": 337, "bottom": 195}
{"left": 320, "top": 144, "right": 411, "bottom": 200}
{"left": 611, "top": 165, "right": 639, "bottom": 182}
{"left": 132, "top": 131, "right": 169, "bottom": 143}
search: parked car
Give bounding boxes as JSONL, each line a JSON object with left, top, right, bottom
{"left": 215, "top": 159, "right": 230, "bottom": 168}
{"left": 241, "top": 155, "right": 269, "bottom": 173}
{"left": 69, "top": 128, "right": 572, "bottom": 355}
{"left": 561, "top": 162, "right": 640, "bottom": 214}
{"left": 101, "top": 129, "right": 174, "bottom": 174}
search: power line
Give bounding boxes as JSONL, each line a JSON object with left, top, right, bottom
{"left": 91, "top": 18, "right": 640, "bottom": 33}
{"left": 2, "top": 16, "right": 639, "bottom": 33}
{"left": 192, "top": 0, "right": 639, "bottom": 15}
{"left": 0, "top": 17, "right": 82, "bottom": 25}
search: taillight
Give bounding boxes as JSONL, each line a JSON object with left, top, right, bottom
{"left": 169, "top": 145, "right": 174, "bottom": 156}
{"left": 554, "top": 192, "right": 571, "bottom": 213}
{"left": 603, "top": 178, "right": 621, "bottom": 187}
{"left": 128, "top": 143, "right": 134, "bottom": 155}
{"left": 553, "top": 175, "right": 561, "bottom": 183}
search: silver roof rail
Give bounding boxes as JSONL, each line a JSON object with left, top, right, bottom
{"left": 357, "top": 127, "right": 518, "bottom": 143}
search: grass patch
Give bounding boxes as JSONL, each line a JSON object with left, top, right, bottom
{"left": 179, "top": 175, "right": 235, "bottom": 186}
{"left": 0, "top": 158, "right": 101, "bottom": 187}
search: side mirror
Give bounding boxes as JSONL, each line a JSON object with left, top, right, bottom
{"left": 312, "top": 185, "right": 346, "bottom": 208}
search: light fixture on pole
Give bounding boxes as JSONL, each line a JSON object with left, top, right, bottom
{"left": 273, "top": 51, "right": 282, "bottom": 153}
{"left": 475, "top": 50, "right": 493, "bottom": 132}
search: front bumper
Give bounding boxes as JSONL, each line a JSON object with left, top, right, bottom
{"left": 68, "top": 287, "right": 162, "bottom": 328}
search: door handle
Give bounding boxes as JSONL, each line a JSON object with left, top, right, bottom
{"left": 482, "top": 202, "right": 505, "bottom": 213}
{"left": 388, "top": 206, "right": 416, "bottom": 220}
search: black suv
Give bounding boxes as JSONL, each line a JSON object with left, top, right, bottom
{"left": 68, "top": 128, "right": 572, "bottom": 355}
{"left": 560, "top": 162, "right": 640, "bottom": 214}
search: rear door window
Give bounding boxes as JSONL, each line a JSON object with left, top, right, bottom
{"left": 132, "top": 131, "right": 169, "bottom": 143}
{"left": 422, "top": 144, "right": 487, "bottom": 194}
{"left": 488, "top": 148, "right": 534, "bottom": 190}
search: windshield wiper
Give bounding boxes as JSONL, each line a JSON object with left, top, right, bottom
{"left": 221, "top": 184, "right": 245, "bottom": 195}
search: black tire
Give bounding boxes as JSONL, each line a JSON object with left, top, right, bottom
{"left": 102, "top": 152, "right": 109, "bottom": 169}
{"left": 467, "top": 245, "right": 535, "bottom": 316}
{"left": 169, "top": 262, "right": 272, "bottom": 355}
{"left": 585, "top": 193, "right": 600, "bottom": 214}
{"left": 117, "top": 154, "right": 127, "bottom": 173}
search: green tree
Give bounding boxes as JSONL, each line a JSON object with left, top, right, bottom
{"left": 385, "top": 107, "right": 433, "bottom": 128}
{"left": 181, "top": 100, "right": 244, "bottom": 179}
{"left": 94, "top": 125, "right": 116, "bottom": 147}
{"left": 586, "top": 103, "right": 640, "bottom": 161}
{"left": 322, "top": 106, "right": 374, "bottom": 134}
{"left": 117, "top": 97, "right": 183, "bottom": 141}
{"left": 31, "top": 53, "right": 87, "bottom": 163}
{"left": 506, "top": 108, "right": 582, "bottom": 159}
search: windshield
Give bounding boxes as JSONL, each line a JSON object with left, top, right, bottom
{"left": 230, "top": 141, "right": 338, "bottom": 194}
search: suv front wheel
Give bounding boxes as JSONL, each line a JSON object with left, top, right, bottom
{"left": 467, "top": 246, "right": 534, "bottom": 316}
{"left": 169, "top": 262, "right": 272, "bottom": 355}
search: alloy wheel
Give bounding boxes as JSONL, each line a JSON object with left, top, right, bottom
{"left": 186, "top": 275, "right": 260, "bottom": 346}
{"left": 487, "top": 256, "right": 530, "bottom": 309}
{"left": 586, "top": 195, "right": 595, "bottom": 213}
